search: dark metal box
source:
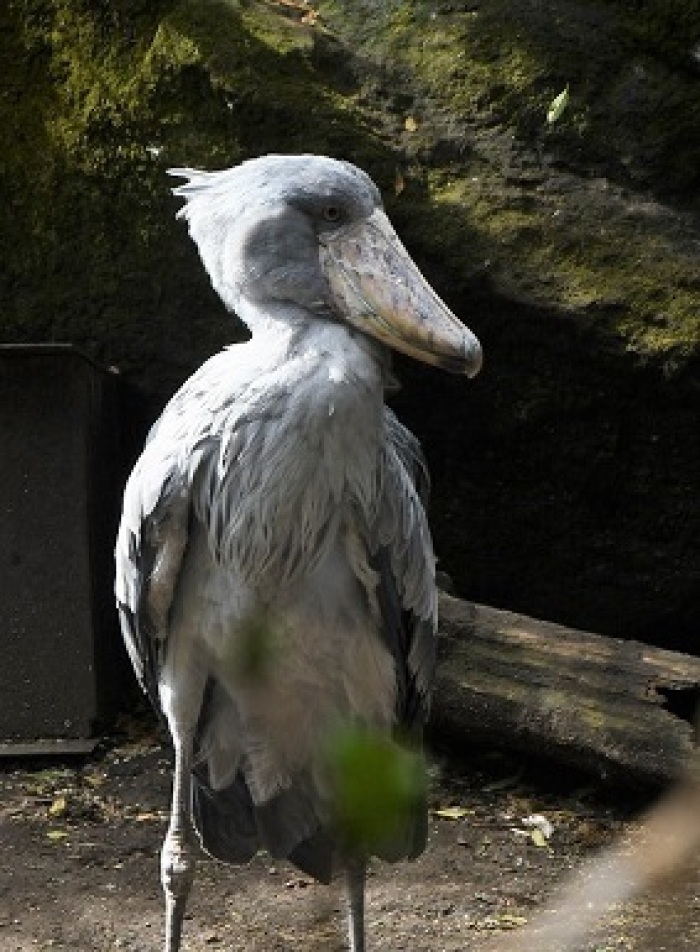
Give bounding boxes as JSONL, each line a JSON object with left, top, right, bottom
{"left": 0, "top": 344, "right": 125, "bottom": 750}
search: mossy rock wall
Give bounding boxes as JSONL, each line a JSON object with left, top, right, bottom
{"left": 2, "top": 0, "right": 698, "bottom": 647}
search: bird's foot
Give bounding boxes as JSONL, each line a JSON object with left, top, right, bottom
{"left": 161, "top": 828, "right": 196, "bottom": 952}
{"left": 346, "top": 861, "right": 366, "bottom": 952}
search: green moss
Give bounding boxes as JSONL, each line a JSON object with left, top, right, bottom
{"left": 319, "top": 0, "right": 547, "bottom": 123}
{"left": 0, "top": 0, "right": 392, "bottom": 385}
{"left": 2, "top": 0, "right": 698, "bottom": 379}
{"left": 319, "top": 0, "right": 700, "bottom": 199}
{"left": 21, "top": 0, "right": 364, "bottom": 170}
{"left": 424, "top": 170, "right": 699, "bottom": 358}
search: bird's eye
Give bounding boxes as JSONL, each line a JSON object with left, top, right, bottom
{"left": 322, "top": 204, "right": 342, "bottom": 223}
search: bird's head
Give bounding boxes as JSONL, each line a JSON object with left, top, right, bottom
{"left": 169, "top": 154, "right": 482, "bottom": 377}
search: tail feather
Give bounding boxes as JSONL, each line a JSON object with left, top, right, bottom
{"left": 191, "top": 766, "right": 336, "bottom": 882}
{"left": 191, "top": 767, "right": 258, "bottom": 864}
{"left": 192, "top": 759, "right": 427, "bottom": 883}
{"left": 191, "top": 679, "right": 428, "bottom": 882}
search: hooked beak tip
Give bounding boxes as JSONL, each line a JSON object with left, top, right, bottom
{"left": 438, "top": 332, "right": 482, "bottom": 377}
{"left": 464, "top": 340, "right": 483, "bottom": 378}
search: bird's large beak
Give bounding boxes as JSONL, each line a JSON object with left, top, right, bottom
{"left": 320, "top": 209, "right": 482, "bottom": 376}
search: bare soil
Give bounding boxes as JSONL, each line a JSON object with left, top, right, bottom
{"left": 1, "top": 716, "right": 698, "bottom": 952}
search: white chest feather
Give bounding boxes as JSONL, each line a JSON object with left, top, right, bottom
{"left": 193, "top": 334, "right": 385, "bottom": 592}
{"left": 164, "top": 329, "right": 398, "bottom": 801}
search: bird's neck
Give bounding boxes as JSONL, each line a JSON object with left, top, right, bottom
{"left": 239, "top": 300, "right": 395, "bottom": 395}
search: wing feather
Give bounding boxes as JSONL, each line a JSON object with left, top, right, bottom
{"left": 114, "top": 355, "right": 231, "bottom": 709}
{"left": 115, "top": 438, "right": 193, "bottom": 711}
{"left": 373, "top": 409, "right": 437, "bottom": 731}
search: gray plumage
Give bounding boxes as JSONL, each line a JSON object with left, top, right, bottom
{"left": 115, "top": 154, "right": 481, "bottom": 951}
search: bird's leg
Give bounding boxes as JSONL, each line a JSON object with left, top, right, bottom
{"left": 346, "top": 860, "right": 366, "bottom": 952}
{"left": 161, "top": 734, "right": 196, "bottom": 952}
{"left": 157, "top": 623, "right": 208, "bottom": 952}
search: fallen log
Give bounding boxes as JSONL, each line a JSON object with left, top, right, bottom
{"left": 433, "top": 594, "right": 700, "bottom": 785}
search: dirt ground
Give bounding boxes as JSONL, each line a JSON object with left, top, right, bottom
{"left": 1, "top": 716, "right": 699, "bottom": 952}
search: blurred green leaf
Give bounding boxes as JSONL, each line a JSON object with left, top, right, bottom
{"left": 225, "top": 615, "right": 282, "bottom": 685}
{"left": 327, "top": 726, "right": 427, "bottom": 853}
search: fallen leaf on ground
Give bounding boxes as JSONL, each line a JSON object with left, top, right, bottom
{"left": 434, "top": 805, "right": 473, "bottom": 820}
{"left": 134, "top": 811, "right": 163, "bottom": 822}
{"left": 529, "top": 827, "right": 549, "bottom": 848}
{"left": 522, "top": 813, "right": 554, "bottom": 840}
{"left": 48, "top": 796, "right": 67, "bottom": 818}
{"left": 46, "top": 829, "right": 69, "bottom": 841}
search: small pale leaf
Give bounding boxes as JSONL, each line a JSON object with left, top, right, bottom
{"left": 434, "top": 805, "right": 472, "bottom": 820}
{"left": 497, "top": 913, "right": 529, "bottom": 928}
{"left": 547, "top": 86, "right": 570, "bottom": 124}
{"left": 404, "top": 115, "right": 418, "bottom": 133}
{"left": 46, "top": 829, "right": 69, "bottom": 841}
{"left": 529, "top": 828, "right": 548, "bottom": 848}
{"left": 48, "top": 796, "right": 67, "bottom": 818}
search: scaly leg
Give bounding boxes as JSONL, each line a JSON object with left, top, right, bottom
{"left": 158, "top": 628, "right": 207, "bottom": 952}
{"left": 161, "top": 735, "right": 196, "bottom": 952}
{"left": 346, "top": 860, "right": 366, "bottom": 952}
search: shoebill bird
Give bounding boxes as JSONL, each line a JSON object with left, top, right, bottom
{"left": 115, "top": 154, "right": 482, "bottom": 951}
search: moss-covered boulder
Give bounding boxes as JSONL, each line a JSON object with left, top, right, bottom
{"left": 1, "top": 0, "right": 698, "bottom": 646}
{"left": 0, "top": 0, "right": 395, "bottom": 393}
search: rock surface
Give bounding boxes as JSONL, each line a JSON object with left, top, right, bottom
{"left": 1, "top": 0, "right": 698, "bottom": 646}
